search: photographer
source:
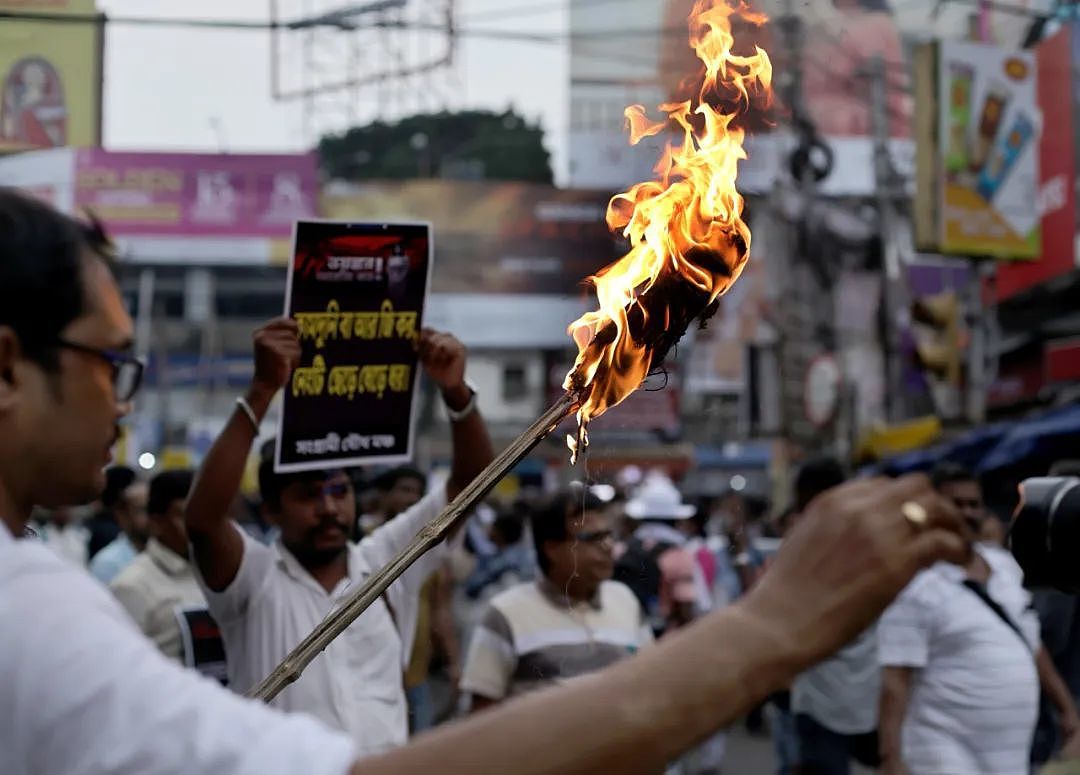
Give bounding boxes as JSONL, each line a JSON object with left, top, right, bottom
{"left": 878, "top": 464, "right": 1080, "bottom": 775}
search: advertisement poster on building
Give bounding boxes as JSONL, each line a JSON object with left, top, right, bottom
{"left": 0, "top": 0, "right": 102, "bottom": 152}
{"left": 276, "top": 221, "right": 432, "bottom": 473}
{"left": 73, "top": 150, "right": 319, "bottom": 239}
{"left": 996, "top": 26, "right": 1077, "bottom": 299}
{"left": 937, "top": 41, "right": 1041, "bottom": 258}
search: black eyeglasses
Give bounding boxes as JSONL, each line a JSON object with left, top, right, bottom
{"left": 54, "top": 338, "right": 145, "bottom": 402}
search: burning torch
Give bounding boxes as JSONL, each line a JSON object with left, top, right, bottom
{"left": 248, "top": 0, "right": 772, "bottom": 703}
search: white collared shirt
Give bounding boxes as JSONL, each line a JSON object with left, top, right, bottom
{"left": 196, "top": 483, "right": 448, "bottom": 757}
{"left": 111, "top": 538, "right": 206, "bottom": 661}
{"left": 0, "top": 519, "right": 357, "bottom": 775}
{"left": 878, "top": 543, "right": 1040, "bottom": 774}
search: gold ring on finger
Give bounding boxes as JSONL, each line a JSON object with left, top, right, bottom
{"left": 901, "top": 500, "right": 929, "bottom": 529}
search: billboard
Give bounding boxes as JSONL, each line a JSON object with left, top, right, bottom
{"left": 568, "top": 0, "right": 916, "bottom": 195}
{"left": 0, "top": 0, "right": 102, "bottom": 152}
{"left": 915, "top": 40, "right": 1042, "bottom": 259}
{"left": 996, "top": 26, "right": 1078, "bottom": 300}
{"left": 73, "top": 150, "right": 319, "bottom": 238}
{"left": 322, "top": 180, "right": 621, "bottom": 295}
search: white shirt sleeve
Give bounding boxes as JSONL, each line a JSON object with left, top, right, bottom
{"left": 878, "top": 576, "right": 936, "bottom": 669}
{"left": 192, "top": 524, "right": 276, "bottom": 626}
{"left": 0, "top": 547, "right": 356, "bottom": 775}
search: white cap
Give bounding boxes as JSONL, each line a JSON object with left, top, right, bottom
{"left": 625, "top": 474, "right": 695, "bottom": 521}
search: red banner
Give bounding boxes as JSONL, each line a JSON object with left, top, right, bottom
{"left": 996, "top": 27, "right": 1077, "bottom": 300}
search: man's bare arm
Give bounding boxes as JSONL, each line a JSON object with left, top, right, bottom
{"left": 348, "top": 474, "right": 970, "bottom": 775}
{"left": 1036, "top": 646, "right": 1080, "bottom": 741}
{"left": 416, "top": 329, "right": 495, "bottom": 503}
{"left": 185, "top": 318, "right": 299, "bottom": 591}
{"left": 879, "top": 665, "right": 914, "bottom": 775}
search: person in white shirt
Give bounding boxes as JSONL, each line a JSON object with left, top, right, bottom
{"left": 0, "top": 186, "right": 976, "bottom": 775}
{"left": 89, "top": 475, "right": 148, "bottom": 584}
{"left": 38, "top": 505, "right": 89, "bottom": 565}
{"left": 878, "top": 463, "right": 1080, "bottom": 775}
{"left": 790, "top": 458, "right": 881, "bottom": 775}
{"left": 111, "top": 469, "right": 208, "bottom": 662}
{"left": 184, "top": 318, "right": 495, "bottom": 757}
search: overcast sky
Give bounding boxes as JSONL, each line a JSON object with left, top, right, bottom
{"left": 98, "top": 0, "right": 572, "bottom": 179}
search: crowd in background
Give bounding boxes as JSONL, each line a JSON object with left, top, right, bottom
{"left": 27, "top": 443, "right": 1080, "bottom": 774}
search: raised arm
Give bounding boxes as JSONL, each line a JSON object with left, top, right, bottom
{"left": 185, "top": 318, "right": 300, "bottom": 591}
{"left": 417, "top": 329, "right": 494, "bottom": 501}
{"left": 352, "top": 475, "right": 970, "bottom": 775}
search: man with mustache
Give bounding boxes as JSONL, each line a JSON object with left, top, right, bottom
{"left": 184, "top": 319, "right": 495, "bottom": 757}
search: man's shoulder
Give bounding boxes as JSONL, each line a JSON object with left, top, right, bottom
{"left": 109, "top": 552, "right": 156, "bottom": 592}
{"left": 891, "top": 563, "right": 957, "bottom": 610}
{"left": 980, "top": 544, "right": 1024, "bottom": 579}
{"left": 489, "top": 580, "right": 543, "bottom": 610}
{"left": 600, "top": 580, "right": 643, "bottom": 610}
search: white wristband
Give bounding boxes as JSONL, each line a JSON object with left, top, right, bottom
{"left": 444, "top": 384, "right": 478, "bottom": 422}
{"left": 236, "top": 397, "right": 260, "bottom": 433}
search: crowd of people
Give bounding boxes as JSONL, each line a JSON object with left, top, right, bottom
{"left": 30, "top": 416, "right": 1080, "bottom": 774}
{"left": 1, "top": 187, "right": 1077, "bottom": 774}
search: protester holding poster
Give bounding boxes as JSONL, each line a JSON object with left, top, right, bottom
{"left": 184, "top": 316, "right": 494, "bottom": 757}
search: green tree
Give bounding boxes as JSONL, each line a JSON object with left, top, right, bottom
{"left": 318, "top": 109, "right": 553, "bottom": 183}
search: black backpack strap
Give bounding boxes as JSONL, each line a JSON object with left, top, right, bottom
{"left": 961, "top": 579, "right": 1031, "bottom": 652}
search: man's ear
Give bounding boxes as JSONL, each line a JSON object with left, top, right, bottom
{"left": 0, "top": 326, "right": 23, "bottom": 411}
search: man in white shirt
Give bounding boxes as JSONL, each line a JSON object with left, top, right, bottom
{"left": 111, "top": 469, "right": 208, "bottom": 662}
{"left": 185, "top": 318, "right": 495, "bottom": 756}
{"left": 878, "top": 463, "right": 1080, "bottom": 775}
{"left": 790, "top": 458, "right": 881, "bottom": 775}
{"left": 0, "top": 186, "right": 977, "bottom": 775}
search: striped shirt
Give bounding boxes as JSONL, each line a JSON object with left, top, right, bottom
{"left": 461, "top": 578, "right": 652, "bottom": 701}
{"left": 878, "top": 544, "right": 1040, "bottom": 774}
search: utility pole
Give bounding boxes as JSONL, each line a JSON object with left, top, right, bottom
{"left": 867, "top": 54, "right": 908, "bottom": 423}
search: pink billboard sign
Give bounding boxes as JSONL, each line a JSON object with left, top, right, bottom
{"left": 73, "top": 150, "right": 318, "bottom": 238}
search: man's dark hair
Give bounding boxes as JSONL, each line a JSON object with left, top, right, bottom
{"left": 492, "top": 512, "right": 525, "bottom": 546}
{"left": 794, "top": 456, "right": 846, "bottom": 511}
{"left": 930, "top": 462, "right": 977, "bottom": 491}
{"left": 375, "top": 466, "right": 427, "bottom": 494}
{"left": 148, "top": 469, "right": 195, "bottom": 517}
{"left": 101, "top": 466, "right": 137, "bottom": 509}
{"left": 530, "top": 488, "right": 605, "bottom": 576}
{"left": 257, "top": 438, "right": 342, "bottom": 511}
{"left": 0, "top": 188, "right": 115, "bottom": 369}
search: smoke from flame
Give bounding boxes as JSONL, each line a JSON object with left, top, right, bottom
{"left": 563, "top": 0, "right": 772, "bottom": 463}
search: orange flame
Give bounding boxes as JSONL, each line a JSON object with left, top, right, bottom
{"left": 563, "top": 0, "right": 771, "bottom": 462}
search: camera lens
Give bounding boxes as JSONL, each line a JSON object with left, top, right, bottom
{"left": 1012, "top": 476, "right": 1080, "bottom": 592}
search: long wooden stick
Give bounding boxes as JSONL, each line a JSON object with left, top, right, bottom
{"left": 248, "top": 392, "right": 578, "bottom": 703}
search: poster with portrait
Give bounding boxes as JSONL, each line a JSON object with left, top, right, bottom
{"left": 0, "top": 0, "right": 102, "bottom": 152}
{"left": 275, "top": 220, "right": 432, "bottom": 473}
